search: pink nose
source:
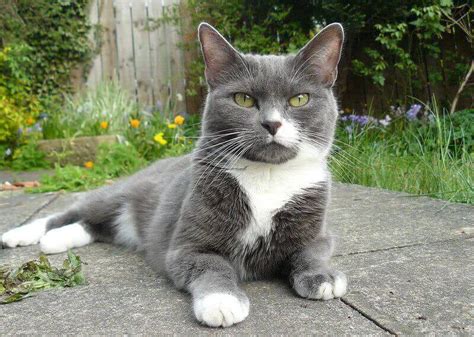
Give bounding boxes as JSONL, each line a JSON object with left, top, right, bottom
{"left": 261, "top": 121, "right": 282, "bottom": 136}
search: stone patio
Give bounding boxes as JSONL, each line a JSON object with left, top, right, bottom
{"left": 0, "top": 183, "right": 472, "bottom": 335}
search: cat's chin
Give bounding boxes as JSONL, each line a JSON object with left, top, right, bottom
{"left": 242, "top": 142, "right": 298, "bottom": 164}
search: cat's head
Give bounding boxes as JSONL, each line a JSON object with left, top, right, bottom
{"left": 198, "top": 23, "right": 344, "bottom": 164}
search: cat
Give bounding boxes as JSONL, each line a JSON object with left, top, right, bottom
{"left": 2, "top": 22, "right": 347, "bottom": 328}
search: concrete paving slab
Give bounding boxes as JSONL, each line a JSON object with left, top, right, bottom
{"left": 0, "top": 169, "right": 54, "bottom": 184}
{"left": 1, "top": 245, "right": 385, "bottom": 335}
{"left": 1, "top": 184, "right": 473, "bottom": 335}
{"left": 0, "top": 191, "right": 57, "bottom": 229}
{"left": 329, "top": 183, "right": 474, "bottom": 255}
{"left": 334, "top": 239, "right": 473, "bottom": 335}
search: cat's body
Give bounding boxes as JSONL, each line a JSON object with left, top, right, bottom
{"left": 3, "top": 23, "right": 347, "bottom": 327}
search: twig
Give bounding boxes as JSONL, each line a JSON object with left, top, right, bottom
{"left": 450, "top": 60, "right": 473, "bottom": 115}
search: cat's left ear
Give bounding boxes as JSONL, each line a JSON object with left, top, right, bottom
{"left": 294, "top": 23, "right": 344, "bottom": 87}
{"left": 198, "top": 22, "right": 241, "bottom": 87}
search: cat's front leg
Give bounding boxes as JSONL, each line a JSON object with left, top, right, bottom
{"left": 289, "top": 236, "right": 348, "bottom": 300}
{"left": 166, "top": 249, "right": 249, "bottom": 327}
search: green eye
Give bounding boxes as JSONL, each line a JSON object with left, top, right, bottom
{"left": 234, "top": 93, "right": 256, "bottom": 108}
{"left": 289, "top": 93, "right": 309, "bottom": 107}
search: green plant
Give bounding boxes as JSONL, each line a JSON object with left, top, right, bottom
{"left": 10, "top": 142, "right": 50, "bottom": 171}
{"left": 31, "top": 143, "right": 147, "bottom": 193}
{"left": 0, "top": 44, "right": 42, "bottom": 144}
{"left": 332, "top": 104, "right": 473, "bottom": 204}
{"left": 42, "top": 82, "right": 139, "bottom": 139}
{"left": 0, "top": 251, "right": 85, "bottom": 304}
{"left": 0, "top": 0, "right": 93, "bottom": 97}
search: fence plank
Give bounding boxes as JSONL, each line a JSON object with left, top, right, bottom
{"left": 148, "top": 0, "right": 169, "bottom": 110}
{"left": 100, "top": 0, "right": 119, "bottom": 81}
{"left": 114, "top": 0, "right": 137, "bottom": 101}
{"left": 80, "top": 0, "right": 188, "bottom": 109}
{"left": 86, "top": 0, "right": 103, "bottom": 88}
{"left": 131, "top": 1, "right": 153, "bottom": 106}
{"left": 169, "top": 0, "right": 186, "bottom": 113}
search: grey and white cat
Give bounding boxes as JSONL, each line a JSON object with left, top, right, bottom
{"left": 2, "top": 22, "right": 347, "bottom": 327}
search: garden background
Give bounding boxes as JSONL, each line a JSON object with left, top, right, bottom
{"left": 0, "top": 0, "right": 472, "bottom": 203}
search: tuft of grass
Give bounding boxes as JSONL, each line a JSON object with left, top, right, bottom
{"left": 0, "top": 251, "right": 85, "bottom": 304}
{"left": 331, "top": 107, "right": 473, "bottom": 204}
{"left": 29, "top": 143, "right": 148, "bottom": 193}
{"left": 42, "top": 81, "right": 138, "bottom": 140}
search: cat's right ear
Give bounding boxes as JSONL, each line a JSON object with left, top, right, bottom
{"left": 198, "top": 22, "right": 240, "bottom": 87}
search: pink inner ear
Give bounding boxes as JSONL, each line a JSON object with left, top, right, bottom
{"left": 296, "top": 24, "right": 344, "bottom": 87}
{"left": 199, "top": 24, "right": 238, "bottom": 85}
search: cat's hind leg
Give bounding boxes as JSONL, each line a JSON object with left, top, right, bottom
{"left": 2, "top": 210, "right": 94, "bottom": 254}
{"left": 2, "top": 215, "right": 55, "bottom": 248}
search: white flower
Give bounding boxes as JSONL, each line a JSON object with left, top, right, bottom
{"left": 379, "top": 115, "right": 392, "bottom": 127}
{"left": 176, "top": 93, "right": 184, "bottom": 102}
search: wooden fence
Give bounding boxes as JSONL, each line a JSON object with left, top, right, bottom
{"left": 81, "top": 0, "right": 187, "bottom": 112}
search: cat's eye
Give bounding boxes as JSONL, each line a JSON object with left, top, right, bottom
{"left": 234, "top": 93, "right": 256, "bottom": 108}
{"left": 289, "top": 93, "right": 309, "bottom": 107}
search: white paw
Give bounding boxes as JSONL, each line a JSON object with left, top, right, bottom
{"left": 313, "top": 273, "right": 347, "bottom": 300}
{"left": 193, "top": 293, "right": 250, "bottom": 327}
{"left": 2, "top": 216, "right": 53, "bottom": 248}
{"left": 40, "top": 223, "right": 92, "bottom": 254}
{"left": 293, "top": 270, "right": 348, "bottom": 300}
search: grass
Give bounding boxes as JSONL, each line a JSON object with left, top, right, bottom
{"left": 331, "top": 107, "right": 473, "bottom": 204}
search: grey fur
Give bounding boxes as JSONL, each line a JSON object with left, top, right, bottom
{"left": 4, "top": 22, "right": 347, "bottom": 327}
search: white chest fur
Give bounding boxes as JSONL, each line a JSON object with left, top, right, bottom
{"left": 229, "top": 144, "right": 328, "bottom": 247}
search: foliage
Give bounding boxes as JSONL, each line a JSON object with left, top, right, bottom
{"left": 0, "top": 251, "right": 85, "bottom": 304}
{"left": 0, "top": 44, "right": 42, "bottom": 144}
{"left": 332, "top": 105, "right": 473, "bottom": 204}
{"left": 351, "top": 0, "right": 455, "bottom": 95}
{"left": 31, "top": 143, "right": 147, "bottom": 193}
{"left": 10, "top": 142, "right": 50, "bottom": 171}
{"left": 42, "top": 82, "right": 139, "bottom": 140}
{"left": 0, "top": 0, "right": 93, "bottom": 97}
{"left": 0, "top": 0, "right": 93, "bottom": 147}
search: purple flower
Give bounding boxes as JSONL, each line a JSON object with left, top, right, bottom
{"left": 33, "top": 123, "right": 43, "bottom": 132}
{"left": 155, "top": 100, "right": 163, "bottom": 112}
{"left": 357, "top": 116, "right": 370, "bottom": 126}
{"left": 406, "top": 104, "right": 422, "bottom": 120}
{"left": 17, "top": 128, "right": 23, "bottom": 136}
{"left": 339, "top": 116, "right": 348, "bottom": 122}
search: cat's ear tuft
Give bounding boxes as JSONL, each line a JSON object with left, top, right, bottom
{"left": 295, "top": 23, "right": 344, "bottom": 87}
{"left": 198, "top": 22, "right": 239, "bottom": 87}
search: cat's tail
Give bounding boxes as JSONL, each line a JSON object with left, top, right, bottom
{"left": 2, "top": 191, "right": 141, "bottom": 254}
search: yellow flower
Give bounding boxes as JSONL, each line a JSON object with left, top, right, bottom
{"left": 153, "top": 133, "right": 167, "bottom": 145}
{"left": 84, "top": 161, "right": 94, "bottom": 169}
{"left": 174, "top": 115, "right": 185, "bottom": 125}
{"left": 167, "top": 123, "right": 177, "bottom": 129}
{"left": 130, "top": 119, "right": 140, "bottom": 128}
{"left": 26, "top": 117, "right": 35, "bottom": 125}
{"left": 100, "top": 121, "right": 108, "bottom": 129}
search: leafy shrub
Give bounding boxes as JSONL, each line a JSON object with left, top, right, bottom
{"left": 0, "top": 44, "right": 41, "bottom": 144}
{"left": 0, "top": 0, "right": 93, "bottom": 97}
{"left": 10, "top": 142, "right": 50, "bottom": 171}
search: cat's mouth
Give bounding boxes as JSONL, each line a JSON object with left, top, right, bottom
{"left": 267, "top": 134, "right": 299, "bottom": 149}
